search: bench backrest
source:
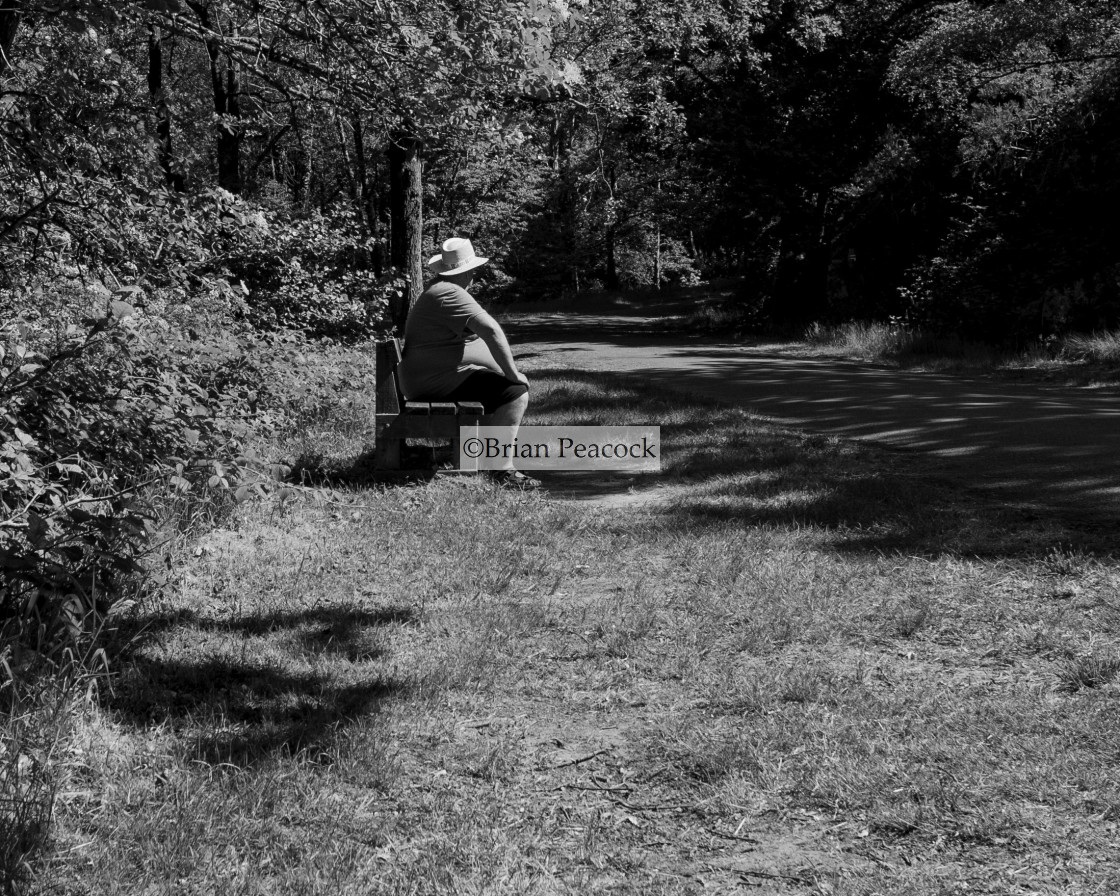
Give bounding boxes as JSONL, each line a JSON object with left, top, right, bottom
{"left": 375, "top": 339, "right": 404, "bottom": 416}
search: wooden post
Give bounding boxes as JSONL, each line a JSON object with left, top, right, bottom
{"left": 389, "top": 132, "right": 424, "bottom": 330}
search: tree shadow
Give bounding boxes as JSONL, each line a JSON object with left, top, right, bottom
{"left": 660, "top": 456, "right": 1117, "bottom": 559}
{"left": 288, "top": 445, "right": 444, "bottom": 486}
{"left": 112, "top": 604, "right": 415, "bottom": 641}
{"left": 109, "top": 656, "right": 399, "bottom": 765}
{"left": 525, "top": 367, "right": 1119, "bottom": 560}
{"left": 104, "top": 605, "right": 416, "bottom": 766}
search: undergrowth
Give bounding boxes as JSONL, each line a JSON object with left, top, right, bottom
{"left": 805, "top": 319, "right": 1120, "bottom": 379}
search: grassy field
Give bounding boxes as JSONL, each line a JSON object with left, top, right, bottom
{"left": 24, "top": 342, "right": 1120, "bottom": 895}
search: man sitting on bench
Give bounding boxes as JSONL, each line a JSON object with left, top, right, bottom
{"left": 397, "top": 238, "right": 540, "bottom": 490}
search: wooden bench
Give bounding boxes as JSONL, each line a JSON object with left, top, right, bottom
{"left": 374, "top": 339, "right": 485, "bottom": 470}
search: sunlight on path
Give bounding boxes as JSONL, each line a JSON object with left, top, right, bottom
{"left": 508, "top": 311, "right": 1120, "bottom": 523}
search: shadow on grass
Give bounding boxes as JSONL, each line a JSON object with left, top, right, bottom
{"left": 109, "top": 657, "right": 399, "bottom": 765}
{"left": 112, "top": 604, "right": 415, "bottom": 640}
{"left": 527, "top": 367, "right": 1118, "bottom": 559}
{"left": 105, "top": 605, "right": 416, "bottom": 766}
{"left": 289, "top": 446, "right": 446, "bottom": 487}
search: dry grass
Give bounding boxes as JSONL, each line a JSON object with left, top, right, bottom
{"left": 804, "top": 321, "right": 1120, "bottom": 386}
{"left": 1061, "top": 330, "right": 1120, "bottom": 365}
{"left": 12, "top": 343, "right": 1120, "bottom": 895}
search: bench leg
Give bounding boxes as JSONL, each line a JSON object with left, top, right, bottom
{"left": 374, "top": 417, "right": 401, "bottom": 470}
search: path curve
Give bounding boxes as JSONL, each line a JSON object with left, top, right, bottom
{"left": 506, "top": 307, "right": 1120, "bottom": 522}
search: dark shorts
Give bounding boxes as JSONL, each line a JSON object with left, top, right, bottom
{"left": 445, "top": 371, "right": 528, "bottom": 414}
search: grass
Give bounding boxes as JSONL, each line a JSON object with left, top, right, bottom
{"left": 804, "top": 320, "right": 1120, "bottom": 385}
{"left": 658, "top": 285, "right": 1120, "bottom": 385}
{"left": 10, "top": 340, "right": 1120, "bottom": 895}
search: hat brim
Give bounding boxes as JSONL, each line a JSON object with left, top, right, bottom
{"left": 428, "top": 255, "right": 489, "bottom": 276}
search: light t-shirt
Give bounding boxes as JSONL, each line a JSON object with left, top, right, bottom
{"left": 397, "top": 279, "right": 502, "bottom": 399}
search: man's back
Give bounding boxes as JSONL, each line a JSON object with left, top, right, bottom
{"left": 398, "top": 279, "right": 499, "bottom": 399}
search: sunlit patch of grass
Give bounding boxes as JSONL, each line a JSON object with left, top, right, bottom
{"left": 803, "top": 320, "right": 1012, "bottom": 370}
{"left": 801, "top": 320, "right": 1120, "bottom": 385}
{"left": 1040, "top": 544, "right": 1094, "bottom": 577}
{"left": 681, "top": 301, "right": 762, "bottom": 336}
{"left": 805, "top": 320, "right": 913, "bottom": 359}
{"left": 1058, "top": 649, "right": 1120, "bottom": 692}
{"left": 1060, "top": 329, "right": 1120, "bottom": 365}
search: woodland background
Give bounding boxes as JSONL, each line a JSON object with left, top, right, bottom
{"left": 2, "top": 0, "right": 1120, "bottom": 812}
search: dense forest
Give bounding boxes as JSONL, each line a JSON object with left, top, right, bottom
{"left": 3, "top": 1, "right": 1120, "bottom": 712}
{"left": 5, "top": 0, "right": 1120, "bottom": 336}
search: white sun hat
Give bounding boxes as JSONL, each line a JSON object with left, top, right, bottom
{"left": 427, "top": 237, "right": 489, "bottom": 276}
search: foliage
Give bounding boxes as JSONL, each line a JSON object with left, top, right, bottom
{"left": 1, "top": 300, "right": 204, "bottom": 667}
{"left": 0, "top": 281, "right": 361, "bottom": 676}
{"left": 881, "top": 1, "right": 1120, "bottom": 338}
{"left": 210, "top": 205, "right": 396, "bottom": 341}
{"left": 0, "top": 15, "right": 165, "bottom": 284}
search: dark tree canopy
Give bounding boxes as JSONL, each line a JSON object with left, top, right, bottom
{"left": 1, "top": 0, "right": 1119, "bottom": 335}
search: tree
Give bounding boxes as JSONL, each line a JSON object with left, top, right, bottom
{"left": 0, "top": 0, "right": 19, "bottom": 74}
{"left": 388, "top": 132, "right": 423, "bottom": 326}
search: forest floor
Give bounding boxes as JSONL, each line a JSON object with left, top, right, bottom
{"left": 36, "top": 295, "right": 1120, "bottom": 895}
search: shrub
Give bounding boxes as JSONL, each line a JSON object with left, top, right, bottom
{"left": 213, "top": 204, "right": 395, "bottom": 341}
{"left": 0, "top": 290, "right": 298, "bottom": 673}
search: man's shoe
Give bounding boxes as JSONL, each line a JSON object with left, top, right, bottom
{"left": 487, "top": 469, "right": 543, "bottom": 491}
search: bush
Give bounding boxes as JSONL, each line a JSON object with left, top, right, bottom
{"left": 213, "top": 204, "right": 395, "bottom": 341}
{"left": 0, "top": 287, "right": 309, "bottom": 674}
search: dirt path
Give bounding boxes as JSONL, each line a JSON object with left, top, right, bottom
{"left": 505, "top": 304, "right": 1120, "bottom": 524}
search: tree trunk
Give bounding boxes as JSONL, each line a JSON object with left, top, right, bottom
{"left": 336, "top": 114, "right": 370, "bottom": 249}
{"left": 0, "top": 0, "right": 19, "bottom": 75}
{"left": 290, "top": 105, "right": 312, "bottom": 210}
{"left": 388, "top": 132, "right": 423, "bottom": 330}
{"left": 388, "top": 138, "right": 406, "bottom": 270}
{"left": 550, "top": 112, "right": 579, "bottom": 291}
{"left": 605, "top": 231, "right": 619, "bottom": 291}
{"left": 351, "top": 113, "right": 382, "bottom": 276}
{"left": 148, "top": 23, "right": 183, "bottom": 191}
{"left": 604, "top": 162, "right": 619, "bottom": 291}
{"left": 195, "top": 3, "right": 242, "bottom": 194}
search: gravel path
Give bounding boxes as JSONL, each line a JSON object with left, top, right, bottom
{"left": 506, "top": 307, "right": 1120, "bottom": 524}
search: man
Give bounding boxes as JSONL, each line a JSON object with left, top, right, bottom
{"left": 398, "top": 237, "right": 540, "bottom": 489}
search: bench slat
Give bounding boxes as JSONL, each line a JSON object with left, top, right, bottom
{"left": 384, "top": 416, "right": 467, "bottom": 439}
{"left": 404, "top": 402, "right": 431, "bottom": 415}
{"left": 429, "top": 402, "right": 457, "bottom": 415}
{"left": 457, "top": 402, "right": 485, "bottom": 416}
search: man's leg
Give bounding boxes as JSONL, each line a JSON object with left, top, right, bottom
{"left": 484, "top": 390, "right": 528, "bottom": 472}
{"left": 446, "top": 372, "right": 531, "bottom": 474}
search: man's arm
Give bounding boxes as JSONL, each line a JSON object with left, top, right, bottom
{"left": 467, "top": 311, "right": 529, "bottom": 387}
